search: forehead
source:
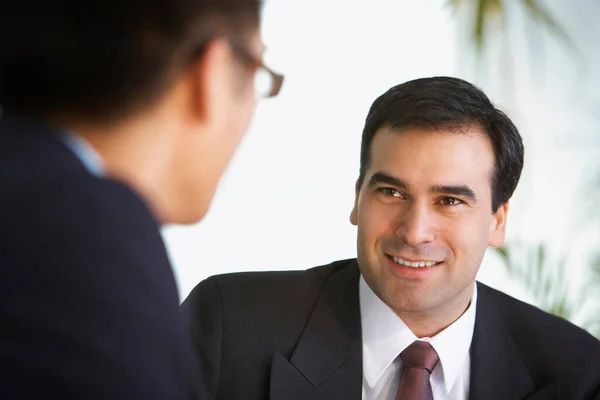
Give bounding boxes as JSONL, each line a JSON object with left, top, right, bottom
{"left": 368, "top": 126, "right": 495, "bottom": 190}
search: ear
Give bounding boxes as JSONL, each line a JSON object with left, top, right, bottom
{"left": 488, "top": 201, "right": 509, "bottom": 247}
{"left": 187, "top": 38, "right": 233, "bottom": 126}
{"left": 349, "top": 179, "right": 361, "bottom": 226}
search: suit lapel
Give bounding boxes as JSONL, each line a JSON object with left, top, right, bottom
{"left": 522, "top": 381, "right": 561, "bottom": 400}
{"left": 469, "top": 282, "right": 538, "bottom": 400}
{"left": 269, "top": 261, "right": 362, "bottom": 400}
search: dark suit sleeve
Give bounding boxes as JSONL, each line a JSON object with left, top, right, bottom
{"left": 0, "top": 181, "right": 191, "bottom": 399}
{"left": 181, "top": 278, "right": 223, "bottom": 400}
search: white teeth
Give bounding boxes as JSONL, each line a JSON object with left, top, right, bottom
{"left": 391, "top": 256, "right": 439, "bottom": 268}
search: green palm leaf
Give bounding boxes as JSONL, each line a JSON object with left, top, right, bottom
{"left": 447, "top": 0, "right": 573, "bottom": 55}
{"left": 521, "top": 0, "right": 574, "bottom": 48}
{"left": 493, "top": 243, "right": 597, "bottom": 337}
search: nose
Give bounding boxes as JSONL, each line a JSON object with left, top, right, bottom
{"left": 396, "top": 202, "right": 435, "bottom": 246}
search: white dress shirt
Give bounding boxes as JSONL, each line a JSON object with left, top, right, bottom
{"left": 360, "top": 276, "right": 477, "bottom": 400}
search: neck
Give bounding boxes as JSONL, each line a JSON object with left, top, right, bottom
{"left": 63, "top": 112, "right": 178, "bottom": 224}
{"left": 400, "top": 282, "right": 475, "bottom": 338}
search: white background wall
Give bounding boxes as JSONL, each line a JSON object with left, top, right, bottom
{"left": 163, "top": 0, "right": 600, "bottom": 313}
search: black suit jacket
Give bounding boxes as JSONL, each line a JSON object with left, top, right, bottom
{"left": 0, "top": 116, "right": 196, "bottom": 399}
{"left": 182, "top": 258, "right": 600, "bottom": 400}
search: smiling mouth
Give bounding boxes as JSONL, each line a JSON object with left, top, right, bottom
{"left": 389, "top": 255, "right": 442, "bottom": 269}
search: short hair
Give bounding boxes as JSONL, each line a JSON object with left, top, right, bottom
{"left": 0, "top": 0, "right": 262, "bottom": 122}
{"left": 358, "top": 76, "right": 524, "bottom": 212}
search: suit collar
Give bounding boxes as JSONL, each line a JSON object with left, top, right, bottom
{"left": 290, "top": 260, "right": 362, "bottom": 385}
{"left": 0, "top": 115, "right": 94, "bottom": 179}
{"left": 61, "top": 133, "right": 105, "bottom": 177}
{"left": 360, "top": 274, "right": 417, "bottom": 388}
{"left": 469, "top": 282, "right": 538, "bottom": 400}
{"left": 271, "top": 270, "right": 560, "bottom": 400}
{"left": 270, "top": 260, "right": 362, "bottom": 400}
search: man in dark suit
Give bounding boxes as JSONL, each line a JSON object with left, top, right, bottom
{"left": 182, "top": 77, "right": 600, "bottom": 400}
{"left": 0, "top": 0, "right": 283, "bottom": 398}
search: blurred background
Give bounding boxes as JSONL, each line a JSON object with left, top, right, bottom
{"left": 163, "top": 0, "right": 600, "bottom": 337}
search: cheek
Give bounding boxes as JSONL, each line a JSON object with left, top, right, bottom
{"left": 440, "top": 213, "right": 491, "bottom": 266}
{"left": 213, "top": 102, "right": 254, "bottom": 168}
{"left": 357, "top": 201, "right": 395, "bottom": 242}
{"left": 175, "top": 133, "right": 222, "bottom": 198}
{"left": 229, "top": 96, "right": 255, "bottom": 143}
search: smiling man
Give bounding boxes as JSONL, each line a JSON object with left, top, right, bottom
{"left": 182, "top": 77, "right": 600, "bottom": 400}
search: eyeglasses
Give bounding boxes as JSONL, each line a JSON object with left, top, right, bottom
{"left": 229, "top": 42, "right": 284, "bottom": 99}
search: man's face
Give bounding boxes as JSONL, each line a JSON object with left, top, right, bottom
{"left": 350, "top": 126, "right": 507, "bottom": 319}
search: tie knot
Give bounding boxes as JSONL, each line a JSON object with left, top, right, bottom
{"left": 399, "top": 341, "right": 439, "bottom": 373}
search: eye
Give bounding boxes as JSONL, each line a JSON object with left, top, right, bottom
{"left": 440, "top": 197, "right": 463, "bottom": 206}
{"left": 378, "top": 187, "right": 403, "bottom": 198}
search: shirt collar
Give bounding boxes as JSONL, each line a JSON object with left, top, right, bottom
{"left": 429, "top": 283, "right": 477, "bottom": 393}
{"left": 61, "top": 133, "right": 105, "bottom": 177}
{"left": 360, "top": 275, "right": 477, "bottom": 394}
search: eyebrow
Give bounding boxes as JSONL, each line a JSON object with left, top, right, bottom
{"left": 367, "top": 172, "right": 408, "bottom": 189}
{"left": 430, "top": 184, "right": 478, "bottom": 202}
{"left": 367, "top": 171, "right": 478, "bottom": 202}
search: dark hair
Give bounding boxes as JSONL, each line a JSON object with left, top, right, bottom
{"left": 0, "top": 0, "right": 261, "bottom": 122}
{"left": 358, "top": 76, "right": 524, "bottom": 212}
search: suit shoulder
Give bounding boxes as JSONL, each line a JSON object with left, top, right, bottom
{"left": 205, "top": 258, "right": 354, "bottom": 293}
{"left": 0, "top": 180, "right": 188, "bottom": 398}
{"left": 4, "top": 176, "right": 159, "bottom": 242}
{"left": 181, "top": 258, "right": 359, "bottom": 374}
{"left": 182, "top": 258, "right": 356, "bottom": 315}
{"left": 478, "top": 283, "right": 600, "bottom": 367}
{"left": 1, "top": 176, "right": 175, "bottom": 306}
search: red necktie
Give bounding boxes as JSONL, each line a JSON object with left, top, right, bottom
{"left": 395, "top": 341, "right": 440, "bottom": 400}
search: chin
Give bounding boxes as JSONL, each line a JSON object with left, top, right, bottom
{"left": 385, "top": 287, "right": 439, "bottom": 313}
{"left": 182, "top": 205, "right": 211, "bottom": 225}
{"left": 173, "top": 212, "right": 207, "bottom": 225}
{"left": 161, "top": 200, "right": 211, "bottom": 226}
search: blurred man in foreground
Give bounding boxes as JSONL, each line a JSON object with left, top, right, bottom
{"left": 0, "top": 0, "right": 282, "bottom": 398}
